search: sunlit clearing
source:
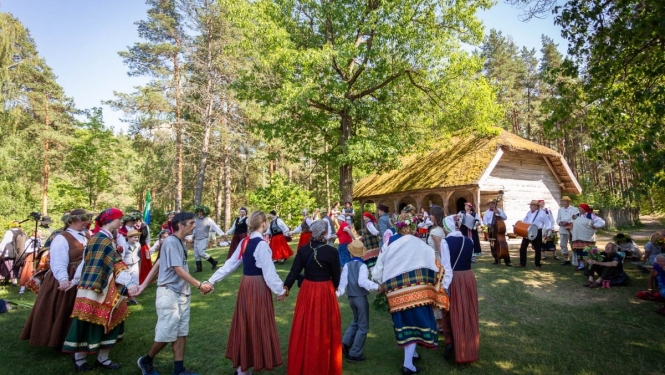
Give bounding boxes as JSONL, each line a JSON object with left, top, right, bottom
{"left": 494, "top": 361, "right": 514, "bottom": 370}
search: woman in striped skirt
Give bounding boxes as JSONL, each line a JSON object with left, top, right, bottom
{"left": 440, "top": 215, "right": 479, "bottom": 363}
{"left": 207, "top": 211, "right": 287, "bottom": 375}
{"left": 372, "top": 213, "right": 443, "bottom": 375}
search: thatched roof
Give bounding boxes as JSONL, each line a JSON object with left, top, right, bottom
{"left": 353, "top": 129, "right": 581, "bottom": 199}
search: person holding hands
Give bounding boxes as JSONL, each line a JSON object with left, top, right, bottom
{"left": 137, "top": 212, "right": 214, "bottom": 375}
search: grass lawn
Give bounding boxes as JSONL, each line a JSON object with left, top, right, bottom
{"left": 1, "top": 244, "right": 664, "bottom": 375}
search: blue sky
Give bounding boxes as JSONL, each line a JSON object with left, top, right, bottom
{"left": 1, "top": 1, "right": 567, "bottom": 132}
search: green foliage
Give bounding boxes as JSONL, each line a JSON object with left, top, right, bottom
{"left": 65, "top": 108, "right": 119, "bottom": 209}
{"left": 233, "top": 0, "right": 501, "bottom": 200}
{"left": 547, "top": 0, "right": 665, "bottom": 192}
{"left": 247, "top": 174, "right": 315, "bottom": 228}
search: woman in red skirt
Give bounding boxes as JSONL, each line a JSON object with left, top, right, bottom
{"left": 281, "top": 220, "right": 342, "bottom": 375}
{"left": 292, "top": 209, "right": 313, "bottom": 251}
{"left": 136, "top": 219, "right": 152, "bottom": 284}
{"left": 207, "top": 211, "right": 287, "bottom": 375}
{"left": 440, "top": 215, "right": 480, "bottom": 363}
{"left": 225, "top": 207, "right": 249, "bottom": 259}
{"left": 268, "top": 210, "right": 293, "bottom": 263}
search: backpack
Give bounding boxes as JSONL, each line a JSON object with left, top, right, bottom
{"left": 3, "top": 228, "right": 27, "bottom": 260}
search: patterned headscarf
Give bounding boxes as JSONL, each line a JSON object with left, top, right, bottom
{"left": 92, "top": 208, "right": 124, "bottom": 234}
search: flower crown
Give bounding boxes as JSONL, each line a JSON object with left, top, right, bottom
{"left": 393, "top": 213, "right": 416, "bottom": 229}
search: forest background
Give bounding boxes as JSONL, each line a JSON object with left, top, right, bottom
{"left": 1, "top": 0, "right": 663, "bottom": 233}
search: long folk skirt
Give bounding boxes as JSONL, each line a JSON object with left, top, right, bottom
{"left": 227, "top": 275, "right": 282, "bottom": 372}
{"left": 461, "top": 225, "right": 482, "bottom": 255}
{"left": 287, "top": 280, "right": 342, "bottom": 375}
{"left": 20, "top": 263, "right": 79, "bottom": 348}
{"left": 270, "top": 233, "right": 293, "bottom": 261}
{"left": 227, "top": 232, "right": 249, "bottom": 259}
{"left": 139, "top": 244, "right": 152, "bottom": 284}
{"left": 442, "top": 269, "right": 479, "bottom": 363}
{"left": 296, "top": 231, "right": 312, "bottom": 252}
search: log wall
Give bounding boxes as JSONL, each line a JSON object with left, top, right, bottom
{"left": 479, "top": 150, "right": 562, "bottom": 231}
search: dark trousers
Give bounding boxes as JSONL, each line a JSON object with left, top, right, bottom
{"left": 519, "top": 229, "right": 542, "bottom": 267}
{"left": 342, "top": 295, "right": 370, "bottom": 357}
{"left": 584, "top": 264, "right": 619, "bottom": 280}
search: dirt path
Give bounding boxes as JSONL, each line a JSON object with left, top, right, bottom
{"left": 596, "top": 214, "right": 663, "bottom": 244}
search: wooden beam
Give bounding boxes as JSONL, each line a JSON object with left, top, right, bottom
{"left": 477, "top": 148, "right": 504, "bottom": 185}
{"left": 559, "top": 156, "right": 582, "bottom": 194}
{"left": 543, "top": 156, "right": 563, "bottom": 186}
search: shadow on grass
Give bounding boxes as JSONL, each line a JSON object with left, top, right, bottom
{"left": 1, "top": 246, "right": 664, "bottom": 375}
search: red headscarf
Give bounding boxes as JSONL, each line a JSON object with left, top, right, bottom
{"left": 362, "top": 212, "right": 377, "bottom": 223}
{"left": 579, "top": 203, "right": 593, "bottom": 214}
{"left": 92, "top": 208, "right": 124, "bottom": 234}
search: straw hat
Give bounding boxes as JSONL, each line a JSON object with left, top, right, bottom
{"left": 127, "top": 229, "right": 141, "bottom": 238}
{"left": 348, "top": 240, "right": 366, "bottom": 258}
{"left": 560, "top": 196, "right": 572, "bottom": 202}
{"left": 528, "top": 200, "right": 540, "bottom": 206}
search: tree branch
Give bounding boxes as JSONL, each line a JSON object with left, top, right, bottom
{"left": 308, "top": 99, "right": 341, "bottom": 114}
{"left": 347, "top": 71, "right": 406, "bottom": 101}
{"left": 347, "top": 30, "right": 374, "bottom": 89}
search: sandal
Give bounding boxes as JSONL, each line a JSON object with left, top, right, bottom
{"left": 72, "top": 357, "right": 91, "bottom": 372}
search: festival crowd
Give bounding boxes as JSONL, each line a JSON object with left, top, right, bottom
{"left": 2, "top": 196, "right": 664, "bottom": 375}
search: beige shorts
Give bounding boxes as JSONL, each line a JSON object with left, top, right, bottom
{"left": 155, "top": 286, "right": 191, "bottom": 342}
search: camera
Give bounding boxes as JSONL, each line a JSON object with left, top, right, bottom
{"left": 28, "top": 212, "right": 42, "bottom": 221}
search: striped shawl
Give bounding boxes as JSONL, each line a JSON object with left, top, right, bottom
{"left": 78, "top": 231, "right": 128, "bottom": 293}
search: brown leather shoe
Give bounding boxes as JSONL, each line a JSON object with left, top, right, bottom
{"left": 588, "top": 282, "right": 601, "bottom": 288}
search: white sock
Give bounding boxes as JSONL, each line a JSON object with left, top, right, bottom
{"left": 403, "top": 344, "right": 416, "bottom": 370}
{"left": 74, "top": 352, "right": 87, "bottom": 364}
{"left": 19, "top": 286, "right": 25, "bottom": 293}
{"left": 237, "top": 366, "right": 251, "bottom": 375}
{"left": 97, "top": 349, "right": 110, "bottom": 363}
{"left": 579, "top": 260, "right": 585, "bottom": 268}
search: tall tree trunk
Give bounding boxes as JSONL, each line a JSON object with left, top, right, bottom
{"left": 325, "top": 141, "right": 331, "bottom": 211}
{"left": 224, "top": 151, "right": 231, "bottom": 230}
{"left": 174, "top": 51, "right": 183, "bottom": 211}
{"left": 215, "top": 155, "right": 223, "bottom": 224}
{"left": 41, "top": 94, "right": 50, "bottom": 215}
{"left": 193, "top": 33, "right": 215, "bottom": 206}
{"left": 339, "top": 111, "right": 353, "bottom": 203}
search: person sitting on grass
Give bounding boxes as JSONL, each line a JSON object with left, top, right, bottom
{"left": 613, "top": 233, "right": 642, "bottom": 260}
{"left": 637, "top": 232, "right": 663, "bottom": 273}
{"left": 636, "top": 254, "right": 665, "bottom": 316}
{"left": 583, "top": 242, "right": 625, "bottom": 289}
{"left": 336, "top": 240, "right": 379, "bottom": 363}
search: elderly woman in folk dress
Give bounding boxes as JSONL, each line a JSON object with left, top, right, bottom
{"left": 360, "top": 212, "right": 381, "bottom": 270}
{"left": 281, "top": 220, "right": 342, "bottom": 375}
{"left": 439, "top": 214, "right": 479, "bottom": 363}
{"left": 62, "top": 208, "right": 140, "bottom": 371}
{"left": 571, "top": 203, "right": 606, "bottom": 271}
{"left": 20, "top": 209, "right": 93, "bottom": 349}
{"left": 372, "top": 213, "right": 445, "bottom": 375}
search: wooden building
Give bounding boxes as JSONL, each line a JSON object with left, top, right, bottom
{"left": 353, "top": 130, "right": 582, "bottom": 230}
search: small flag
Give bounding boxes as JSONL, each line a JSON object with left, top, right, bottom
{"left": 143, "top": 189, "right": 151, "bottom": 225}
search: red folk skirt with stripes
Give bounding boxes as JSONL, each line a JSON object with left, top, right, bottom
{"left": 138, "top": 244, "right": 152, "bottom": 284}
{"left": 270, "top": 233, "right": 293, "bottom": 261}
{"left": 226, "top": 275, "right": 283, "bottom": 372}
{"left": 296, "top": 231, "right": 312, "bottom": 251}
{"left": 227, "top": 232, "right": 249, "bottom": 259}
{"left": 442, "top": 269, "right": 479, "bottom": 363}
{"left": 287, "top": 280, "right": 342, "bottom": 375}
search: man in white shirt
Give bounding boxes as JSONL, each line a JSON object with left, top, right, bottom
{"left": 556, "top": 196, "right": 577, "bottom": 266}
{"left": 515, "top": 200, "right": 553, "bottom": 270}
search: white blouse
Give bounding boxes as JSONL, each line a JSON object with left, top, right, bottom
{"left": 208, "top": 231, "right": 286, "bottom": 296}
{"left": 49, "top": 228, "right": 88, "bottom": 282}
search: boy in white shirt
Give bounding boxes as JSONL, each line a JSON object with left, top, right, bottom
{"left": 337, "top": 240, "right": 379, "bottom": 363}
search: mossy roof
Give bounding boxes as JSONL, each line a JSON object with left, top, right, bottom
{"left": 353, "top": 129, "right": 565, "bottom": 199}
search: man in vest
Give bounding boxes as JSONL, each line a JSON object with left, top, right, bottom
{"left": 193, "top": 205, "right": 223, "bottom": 272}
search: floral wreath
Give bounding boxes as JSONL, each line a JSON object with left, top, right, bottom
{"left": 393, "top": 213, "right": 416, "bottom": 230}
